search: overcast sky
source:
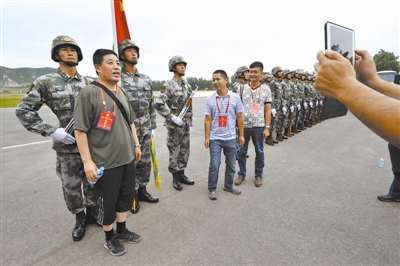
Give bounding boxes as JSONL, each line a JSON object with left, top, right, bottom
{"left": 1, "top": 0, "right": 399, "bottom": 81}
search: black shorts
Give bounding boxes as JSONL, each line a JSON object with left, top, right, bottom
{"left": 95, "top": 160, "right": 135, "bottom": 225}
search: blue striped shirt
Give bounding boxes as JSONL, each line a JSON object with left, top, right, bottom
{"left": 204, "top": 90, "right": 243, "bottom": 140}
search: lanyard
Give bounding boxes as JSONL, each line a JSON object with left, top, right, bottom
{"left": 216, "top": 95, "right": 230, "bottom": 113}
{"left": 249, "top": 84, "right": 262, "bottom": 104}
{"left": 99, "top": 83, "right": 118, "bottom": 114}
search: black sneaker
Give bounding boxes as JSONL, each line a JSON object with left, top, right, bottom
{"left": 377, "top": 194, "right": 400, "bottom": 202}
{"left": 116, "top": 228, "right": 142, "bottom": 243}
{"left": 104, "top": 235, "right": 126, "bottom": 256}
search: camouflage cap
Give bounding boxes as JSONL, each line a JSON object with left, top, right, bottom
{"left": 271, "top": 66, "right": 283, "bottom": 75}
{"left": 290, "top": 69, "right": 298, "bottom": 76}
{"left": 118, "top": 39, "right": 140, "bottom": 59}
{"left": 168, "top": 56, "right": 187, "bottom": 72}
{"left": 234, "top": 66, "right": 249, "bottom": 79}
{"left": 51, "top": 35, "right": 83, "bottom": 62}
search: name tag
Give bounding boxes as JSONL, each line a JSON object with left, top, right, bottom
{"left": 96, "top": 109, "right": 115, "bottom": 132}
{"left": 219, "top": 116, "right": 227, "bottom": 127}
{"left": 251, "top": 104, "right": 259, "bottom": 114}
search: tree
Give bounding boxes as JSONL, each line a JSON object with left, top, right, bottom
{"left": 373, "top": 49, "right": 400, "bottom": 73}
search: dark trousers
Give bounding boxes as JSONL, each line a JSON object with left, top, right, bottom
{"left": 388, "top": 143, "right": 400, "bottom": 197}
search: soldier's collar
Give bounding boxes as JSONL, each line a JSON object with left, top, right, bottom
{"left": 122, "top": 67, "right": 140, "bottom": 77}
{"left": 57, "top": 68, "right": 81, "bottom": 81}
{"left": 173, "top": 76, "right": 185, "bottom": 84}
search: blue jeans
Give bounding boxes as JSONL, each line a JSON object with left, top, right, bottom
{"left": 237, "top": 127, "right": 265, "bottom": 179}
{"left": 208, "top": 139, "right": 237, "bottom": 191}
{"left": 388, "top": 143, "right": 400, "bottom": 197}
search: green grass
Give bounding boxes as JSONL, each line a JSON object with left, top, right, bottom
{"left": 0, "top": 93, "right": 25, "bottom": 108}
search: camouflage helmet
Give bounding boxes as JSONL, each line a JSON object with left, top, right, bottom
{"left": 282, "top": 69, "right": 291, "bottom": 77}
{"left": 261, "top": 72, "right": 272, "bottom": 83}
{"left": 168, "top": 56, "right": 187, "bottom": 72}
{"left": 290, "top": 69, "right": 298, "bottom": 77}
{"left": 234, "top": 66, "right": 249, "bottom": 79}
{"left": 118, "top": 39, "right": 140, "bottom": 59}
{"left": 271, "top": 66, "right": 283, "bottom": 75}
{"left": 51, "top": 35, "right": 83, "bottom": 62}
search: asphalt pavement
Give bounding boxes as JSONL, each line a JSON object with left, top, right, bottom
{"left": 1, "top": 94, "right": 399, "bottom": 265}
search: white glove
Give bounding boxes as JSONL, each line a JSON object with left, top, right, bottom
{"left": 282, "top": 107, "right": 287, "bottom": 115}
{"left": 310, "top": 102, "right": 314, "bottom": 108}
{"left": 297, "top": 104, "right": 301, "bottom": 110}
{"left": 271, "top": 108, "right": 277, "bottom": 117}
{"left": 151, "top": 129, "right": 155, "bottom": 138}
{"left": 190, "top": 127, "right": 192, "bottom": 132}
{"left": 51, "top": 128, "right": 76, "bottom": 145}
{"left": 303, "top": 102, "right": 308, "bottom": 109}
{"left": 320, "top": 100, "right": 323, "bottom": 105}
{"left": 171, "top": 115, "right": 183, "bottom": 126}
{"left": 290, "top": 106, "right": 294, "bottom": 113}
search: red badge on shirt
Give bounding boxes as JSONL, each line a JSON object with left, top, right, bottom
{"left": 219, "top": 116, "right": 227, "bottom": 127}
{"left": 96, "top": 109, "right": 115, "bottom": 132}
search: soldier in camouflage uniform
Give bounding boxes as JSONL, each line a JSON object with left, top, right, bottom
{"left": 118, "top": 39, "right": 158, "bottom": 214}
{"left": 297, "top": 71, "right": 307, "bottom": 130}
{"left": 276, "top": 69, "right": 292, "bottom": 140}
{"left": 303, "top": 71, "right": 312, "bottom": 127}
{"left": 262, "top": 72, "right": 272, "bottom": 86}
{"left": 231, "top": 66, "right": 249, "bottom": 94}
{"left": 265, "top": 66, "right": 282, "bottom": 145}
{"left": 154, "top": 56, "right": 195, "bottom": 191}
{"left": 288, "top": 70, "right": 301, "bottom": 135}
{"left": 15, "top": 35, "right": 98, "bottom": 242}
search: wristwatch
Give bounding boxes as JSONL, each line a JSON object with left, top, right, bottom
{"left": 134, "top": 143, "right": 141, "bottom": 147}
{"left": 265, "top": 125, "right": 270, "bottom": 129}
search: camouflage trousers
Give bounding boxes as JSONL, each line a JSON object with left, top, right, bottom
{"left": 56, "top": 152, "right": 96, "bottom": 214}
{"left": 166, "top": 124, "right": 190, "bottom": 174}
{"left": 135, "top": 132, "right": 152, "bottom": 189}
{"left": 275, "top": 111, "right": 288, "bottom": 134}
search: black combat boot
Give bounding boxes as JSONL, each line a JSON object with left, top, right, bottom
{"left": 265, "top": 136, "right": 274, "bottom": 146}
{"left": 85, "top": 205, "right": 101, "bottom": 226}
{"left": 131, "top": 190, "right": 140, "bottom": 214}
{"left": 138, "top": 186, "right": 159, "bottom": 203}
{"left": 72, "top": 211, "right": 86, "bottom": 242}
{"left": 179, "top": 170, "right": 195, "bottom": 185}
{"left": 173, "top": 172, "right": 183, "bottom": 191}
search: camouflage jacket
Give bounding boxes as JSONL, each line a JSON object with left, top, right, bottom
{"left": 154, "top": 77, "right": 193, "bottom": 128}
{"left": 231, "top": 81, "right": 246, "bottom": 95}
{"left": 15, "top": 69, "right": 91, "bottom": 153}
{"left": 121, "top": 68, "right": 157, "bottom": 136}
{"left": 289, "top": 80, "right": 300, "bottom": 106}
{"left": 296, "top": 81, "right": 305, "bottom": 103}
{"left": 303, "top": 81, "right": 312, "bottom": 103}
{"left": 269, "top": 77, "right": 282, "bottom": 110}
{"left": 280, "top": 79, "right": 292, "bottom": 109}
{"left": 308, "top": 83, "right": 318, "bottom": 104}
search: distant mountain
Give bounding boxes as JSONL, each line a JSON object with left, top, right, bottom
{"left": 1, "top": 66, "right": 58, "bottom": 87}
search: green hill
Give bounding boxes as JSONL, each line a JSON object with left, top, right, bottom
{"left": 1, "top": 66, "right": 58, "bottom": 88}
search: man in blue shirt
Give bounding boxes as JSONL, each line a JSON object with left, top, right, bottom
{"left": 204, "top": 70, "right": 244, "bottom": 200}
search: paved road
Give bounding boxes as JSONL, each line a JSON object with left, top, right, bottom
{"left": 1, "top": 97, "right": 399, "bottom": 265}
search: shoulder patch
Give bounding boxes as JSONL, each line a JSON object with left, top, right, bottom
{"left": 160, "top": 86, "right": 166, "bottom": 93}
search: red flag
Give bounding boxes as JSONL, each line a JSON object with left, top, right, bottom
{"left": 111, "top": 0, "right": 131, "bottom": 54}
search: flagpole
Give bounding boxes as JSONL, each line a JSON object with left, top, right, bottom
{"left": 110, "top": 0, "right": 121, "bottom": 86}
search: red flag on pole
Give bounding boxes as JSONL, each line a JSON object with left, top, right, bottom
{"left": 111, "top": 0, "right": 131, "bottom": 54}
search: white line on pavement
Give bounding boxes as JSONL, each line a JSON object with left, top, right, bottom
{"left": 3, "top": 140, "right": 52, "bottom": 150}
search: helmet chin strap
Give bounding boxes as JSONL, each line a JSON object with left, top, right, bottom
{"left": 123, "top": 59, "right": 138, "bottom": 66}
{"left": 60, "top": 59, "right": 78, "bottom": 67}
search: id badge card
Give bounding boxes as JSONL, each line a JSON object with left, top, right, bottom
{"left": 96, "top": 109, "right": 115, "bottom": 132}
{"left": 251, "top": 104, "right": 259, "bottom": 114}
{"left": 218, "top": 116, "right": 227, "bottom": 127}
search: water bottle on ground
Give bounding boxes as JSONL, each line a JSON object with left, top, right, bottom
{"left": 89, "top": 166, "right": 105, "bottom": 184}
{"left": 378, "top": 158, "right": 384, "bottom": 167}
